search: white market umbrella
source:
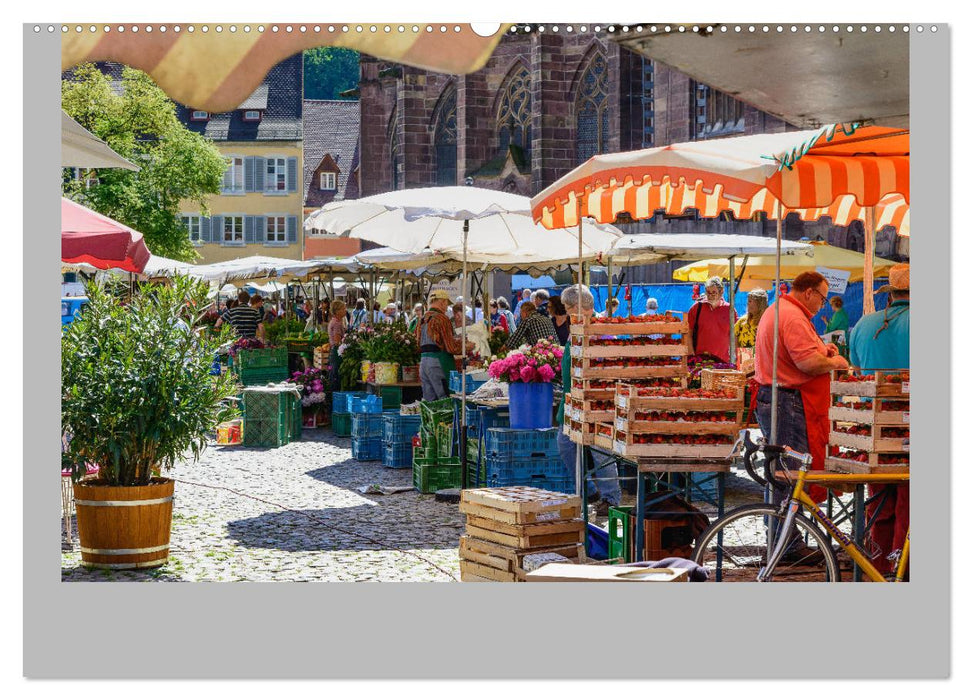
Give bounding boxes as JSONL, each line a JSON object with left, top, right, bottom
{"left": 305, "top": 186, "right": 624, "bottom": 491}
{"left": 61, "top": 110, "right": 139, "bottom": 171}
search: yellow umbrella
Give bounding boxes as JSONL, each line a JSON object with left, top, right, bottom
{"left": 672, "top": 241, "right": 896, "bottom": 288}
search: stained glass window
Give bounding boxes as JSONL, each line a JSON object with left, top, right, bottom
{"left": 576, "top": 51, "right": 608, "bottom": 165}
{"left": 434, "top": 88, "right": 457, "bottom": 186}
{"left": 496, "top": 64, "right": 531, "bottom": 162}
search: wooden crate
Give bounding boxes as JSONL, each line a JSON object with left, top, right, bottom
{"left": 611, "top": 440, "right": 736, "bottom": 459}
{"left": 571, "top": 318, "right": 689, "bottom": 338}
{"left": 615, "top": 383, "right": 745, "bottom": 412}
{"left": 829, "top": 397, "right": 910, "bottom": 426}
{"left": 460, "top": 486, "right": 581, "bottom": 523}
{"left": 830, "top": 369, "right": 910, "bottom": 398}
{"left": 525, "top": 564, "right": 689, "bottom": 583}
{"left": 459, "top": 536, "right": 583, "bottom": 582}
{"left": 571, "top": 340, "right": 690, "bottom": 360}
{"left": 825, "top": 454, "right": 910, "bottom": 475}
{"left": 829, "top": 425, "right": 910, "bottom": 453}
{"left": 614, "top": 415, "right": 740, "bottom": 435}
{"left": 567, "top": 419, "right": 597, "bottom": 445}
{"left": 464, "top": 514, "right": 586, "bottom": 550}
{"left": 593, "top": 423, "right": 615, "bottom": 451}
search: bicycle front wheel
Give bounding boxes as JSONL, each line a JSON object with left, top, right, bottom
{"left": 692, "top": 504, "right": 841, "bottom": 582}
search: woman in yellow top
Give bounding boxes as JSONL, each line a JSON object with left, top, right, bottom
{"left": 734, "top": 288, "right": 769, "bottom": 348}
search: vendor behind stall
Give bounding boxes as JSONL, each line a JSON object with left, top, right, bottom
{"left": 849, "top": 264, "right": 910, "bottom": 576}
{"left": 327, "top": 300, "right": 347, "bottom": 391}
{"left": 687, "top": 276, "right": 736, "bottom": 363}
{"left": 417, "top": 290, "right": 467, "bottom": 400}
{"left": 754, "top": 271, "right": 848, "bottom": 504}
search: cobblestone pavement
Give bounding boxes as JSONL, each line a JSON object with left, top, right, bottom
{"left": 61, "top": 431, "right": 851, "bottom": 582}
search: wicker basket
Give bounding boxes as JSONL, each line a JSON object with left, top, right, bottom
{"left": 700, "top": 368, "right": 747, "bottom": 394}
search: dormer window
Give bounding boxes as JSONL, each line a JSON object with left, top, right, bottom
{"left": 190, "top": 110, "right": 209, "bottom": 121}
{"left": 242, "top": 110, "right": 262, "bottom": 122}
{"left": 320, "top": 172, "right": 336, "bottom": 191}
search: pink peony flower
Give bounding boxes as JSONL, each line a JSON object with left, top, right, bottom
{"left": 537, "top": 364, "right": 555, "bottom": 382}
{"left": 509, "top": 368, "right": 521, "bottom": 382}
{"left": 528, "top": 358, "right": 537, "bottom": 367}
{"left": 520, "top": 365, "right": 537, "bottom": 382}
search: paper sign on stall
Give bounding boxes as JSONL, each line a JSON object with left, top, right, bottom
{"left": 816, "top": 266, "right": 851, "bottom": 295}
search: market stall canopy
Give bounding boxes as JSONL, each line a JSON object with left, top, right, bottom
{"left": 62, "top": 253, "right": 198, "bottom": 280}
{"left": 188, "top": 256, "right": 326, "bottom": 285}
{"left": 606, "top": 233, "right": 813, "bottom": 266}
{"left": 305, "top": 186, "right": 623, "bottom": 267}
{"left": 531, "top": 124, "right": 909, "bottom": 231}
{"left": 61, "top": 24, "right": 510, "bottom": 113}
{"left": 672, "top": 241, "right": 896, "bottom": 286}
{"left": 613, "top": 26, "right": 908, "bottom": 128}
{"left": 61, "top": 198, "right": 151, "bottom": 274}
{"left": 62, "top": 110, "right": 139, "bottom": 171}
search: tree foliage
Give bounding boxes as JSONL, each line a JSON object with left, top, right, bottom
{"left": 61, "top": 64, "right": 227, "bottom": 261}
{"left": 303, "top": 48, "right": 360, "bottom": 100}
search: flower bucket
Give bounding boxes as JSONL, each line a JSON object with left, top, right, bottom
{"left": 360, "top": 360, "right": 372, "bottom": 383}
{"left": 402, "top": 365, "right": 419, "bottom": 383}
{"left": 374, "top": 362, "right": 399, "bottom": 385}
{"left": 508, "top": 381, "right": 554, "bottom": 430}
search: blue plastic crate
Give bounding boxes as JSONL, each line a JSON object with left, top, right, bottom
{"left": 351, "top": 437, "right": 383, "bottom": 461}
{"left": 350, "top": 395, "right": 383, "bottom": 414}
{"left": 382, "top": 413, "right": 422, "bottom": 443}
{"left": 333, "top": 391, "right": 366, "bottom": 414}
{"left": 485, "top": 427, "right": 560, "bottom": 458}
{"left": 485, "top": 455, "right": 571, "bottom": 485}
{"left": 449, "top": 371, "right": 487, "bottom": 395}
{"left": 382, "top": 442, "right": 413, "bottom": 469}
{"left": 351, "top": 413, "right": 385, "bottom": 438}
{"left": 469, "top": 405, "right": 510, "bottom": 439}
{"left": 485, "top": 472, "right": 576, "bottom": 494}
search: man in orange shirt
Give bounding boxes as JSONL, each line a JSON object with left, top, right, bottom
{"left": 754, "top": 271, "right": 848, "bottom": 504}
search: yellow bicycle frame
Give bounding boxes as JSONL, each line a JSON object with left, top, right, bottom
{"left": 786, "top": 469, "right": 910, "bottom": 583}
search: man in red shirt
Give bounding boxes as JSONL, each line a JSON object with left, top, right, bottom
{"left": 754, "top": 271, "right": 848, "bottom": 503}
{"left": 687, "top": 277, "right": 736, "bottom": 363}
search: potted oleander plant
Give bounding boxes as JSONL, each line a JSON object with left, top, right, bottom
{"left": 61, "top": 276, "right": 239, "bottom": 570}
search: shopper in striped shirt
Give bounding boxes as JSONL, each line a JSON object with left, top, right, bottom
{"left": 216, "top": 290, "right": 264, "bottom": 340}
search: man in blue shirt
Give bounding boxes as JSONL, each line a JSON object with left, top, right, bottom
{"left": 849, "top": 263, "right": 910, "bottom": 577}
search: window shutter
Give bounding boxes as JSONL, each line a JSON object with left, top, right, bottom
{"left": 255, "top": 157, "right": 266, "bottom": 191}
{"left": 220, "top": 166, "right": 231, "bottom": 193}
{"left": 211, "top": 215, "right": 224, "bottom": 242}
{"left": 287, "top": 157, "right": 297, "bottom": 192}
{"left": 287, "top": 215, "right": 298, "bottom": 243}
{"left": 244, "top": 156, "right": 256, "bottom": 192}
{"left": 256, "top": 216, "right": 266, "bottom": 243}
{"left": 200, "top": 216, "right": 211, "bottom": 243}
{"left": 244, "top": 215, "right": 256, "bottom": 243}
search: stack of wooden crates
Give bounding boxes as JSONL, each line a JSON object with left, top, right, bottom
{"left": 458, "top": 486, "right": 584, "bottom": 582}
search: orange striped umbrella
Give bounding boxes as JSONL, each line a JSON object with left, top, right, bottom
{"left": 532, "top": 124, "right": 909, "bottom": 231}
{"left": 61, "top": 23, "right": 509, "bottom": 113}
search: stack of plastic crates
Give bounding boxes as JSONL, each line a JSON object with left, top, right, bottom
{"left": 382, "top": 413, "right": 421, "bottom": 469}
{"left": 484, "top": 427, "right": 571, "bottom": 492}
{"left": 351, "top": 411, "right": 385, "bottom": 461}
{"left": 330, "top": 391, "right": 365, "bottom": 437}
{"left": 241, "top": 387, "right": 300, "bottom": 448}
{"left": 464, "top": 404, "right": 511, "bottom": 488}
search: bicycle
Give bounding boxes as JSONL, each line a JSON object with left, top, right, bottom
{"left": 691, "top": 430, "right": 910, "bottom": 582}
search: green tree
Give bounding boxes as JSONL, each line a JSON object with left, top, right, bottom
{"left": 61, "top": 64, "right": 226, "bottom": 261}
{"left": 303, "top": 48, "right": 360, "bottom": 100}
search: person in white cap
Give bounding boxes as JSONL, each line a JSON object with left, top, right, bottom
{"left": 850, "top": 263, "right": 910, "bottom": 577}
{"left": 416, "top": 290, "right": 468, "bottom": 400}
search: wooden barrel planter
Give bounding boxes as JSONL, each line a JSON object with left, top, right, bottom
{"left": 73, "top": 477, "right": 175, "bottom": 569}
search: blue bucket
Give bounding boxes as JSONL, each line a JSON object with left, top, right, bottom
{"left": 508, "top": 381, "right": 553, "bottom": 430}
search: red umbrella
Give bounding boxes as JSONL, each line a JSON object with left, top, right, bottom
{"left": 61, "top": 198, "right": 151, "bottom": 274}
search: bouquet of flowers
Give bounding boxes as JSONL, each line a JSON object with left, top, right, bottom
{"left": 288, "top": 367, "right": 327, "bottom": 406}
{"left": 337, "top": 325, "right": 376, "bottom": 390}
{"left": 487, "top": 337, "right": 563, "bottom": 383}
{"left": 228, "top": 337, "right": 266, "bottom": 357}
{"left": 361, "top": 321, "right": 420, "bottom": 367}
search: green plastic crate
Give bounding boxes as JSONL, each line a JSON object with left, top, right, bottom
{"left": 236, "top": 347, "right": 288, "bottom": 371}
{"left": 242, "top": 388, "right": 298, "bottom": 447}
{"left": 332, "top": 412, "right": 352, "bottom": 437}
{"left": 238, "top": 366, "right": 289, "bottom": 387}
{"left": 414, "top": 459, "right": 463, "bottom": 493}
{"left": 376, "top": 385, "right": 402, "bottom": 409}
{"left": 435, "top": 422, "right": 453, "bottom": 460}
{"left": 289, "top": 393, "right": 302, "bottom": 441}
{"left": 607, "top": 506, "right": 634, "bottom": 563}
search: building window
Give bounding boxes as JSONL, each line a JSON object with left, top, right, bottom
{"left": 692, "top": 82, "right": 745, "bottom": 139}
{"left": 180, "top": 214, "right": 202, "bottom": 244}
{"left": 242, "top": 110, "right": 262, "bottom": 121}
{"left": 222, "top": 157, "right": 244, "bottom": 194}
{"left": 191, "top": 110, "right": 209, "bottom": 121}
{"left": 266, "top": 216, "right": 287, "bottom": 243}
{"left": 434, "top": 87, "right": 457, "bottom": 186}
{"left": 575, "top": 51, "right": 609, "bottom": 165}
{"left": 320, "top": 172, "right": 337, "bottom": 190}
{"left": 266, "top": 157, "right": 287, "bottom": 192}
{"left": 640, "top": 56, "right": 655, "bottom": 148}
{"left": 496, "top": 64, "right": 531, "bottom": 163}
{"left": 223, "top": 215, "right": 244, "bottom": 244}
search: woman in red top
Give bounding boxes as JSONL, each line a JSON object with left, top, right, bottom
{"left": 687, "top": 277, "right": 736, "bottom": 364}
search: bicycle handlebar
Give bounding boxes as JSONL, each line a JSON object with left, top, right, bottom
{"left": 736, "top": 429, "right": 812, "bottom": 490}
